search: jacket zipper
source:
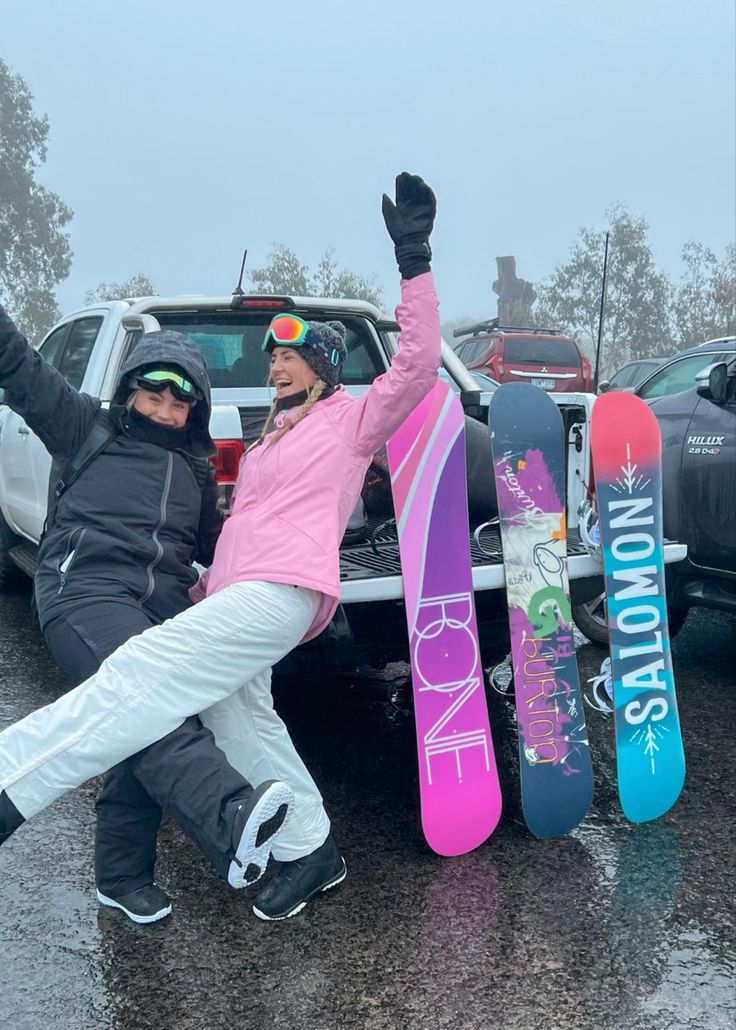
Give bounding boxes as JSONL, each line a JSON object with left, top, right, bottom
{"left": 58, "top": 527, "right": 88, "bottom": 594}
{"left": 140, "top": 452, "right": 173, "bottom": 605}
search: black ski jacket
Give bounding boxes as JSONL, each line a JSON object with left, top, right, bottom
{"left": 0, "top": 306, "right": 223, "bottom": 629}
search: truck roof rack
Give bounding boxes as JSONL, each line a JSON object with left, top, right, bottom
{"left": 453, "top": 319, "right": 560, "bottom": 338}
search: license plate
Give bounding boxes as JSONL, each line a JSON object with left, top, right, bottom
{"left": 531, "top": 378, "right": 555, "bottom": 390}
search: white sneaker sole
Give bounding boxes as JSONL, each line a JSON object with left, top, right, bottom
{"left": 96, "top": 889, "right": 172, "bottom": 924}
{"left": 251, "top": 860, "right": 347, "bottom": 921}
{"left": 228, "top": 782, "right": 295, "bottom": 889}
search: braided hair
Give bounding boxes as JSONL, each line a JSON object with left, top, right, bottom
{"left": 252, "top": 379, "right": 328, "bottom": 451}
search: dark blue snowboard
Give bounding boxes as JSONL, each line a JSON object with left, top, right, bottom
{"left": 490, "top": 383, "right": 593, "bottom": 838}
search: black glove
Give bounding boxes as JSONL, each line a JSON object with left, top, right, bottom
{"left": 382, "top": 172, "right": 436, "bottom": 280}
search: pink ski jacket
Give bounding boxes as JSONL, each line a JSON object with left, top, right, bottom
{"left": 201, "top": 271, "right": 440, "bottom": 641}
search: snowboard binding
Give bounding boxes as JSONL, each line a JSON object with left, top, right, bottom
{"left": 369, "top": 517, "right": 397, "bottom": 555}
{"left": 577, "top": 497, "right": 602, "bottom": 562}
{"left": 473, "top": 517, "right": 501, "bottom": 556}
{"left": 584, "top": 656, "right": 614, "bottom": 716}
{"left": 489, "top": 653, "right": 514, "bottom": 696}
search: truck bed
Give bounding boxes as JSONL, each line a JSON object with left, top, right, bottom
{"left": 340, "top": 519, "right": 588, "bottom": 581}
{"left": 338, "top": 518, "right": 686, "bottom": 604}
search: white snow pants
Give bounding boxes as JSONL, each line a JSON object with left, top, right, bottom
{"left": 0, "top": 581, "right": 329, "bottom": 861}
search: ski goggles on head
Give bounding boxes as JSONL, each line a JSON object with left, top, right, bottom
{"left": 134, "top": 368, "right": 201, "bottom": 402}
{"left": 262, "top": 314, "right": 342, "bottom": 367}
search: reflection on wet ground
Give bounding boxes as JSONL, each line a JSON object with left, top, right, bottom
{"left": 1, "top": 592, "right": 734, "bottom": 1029}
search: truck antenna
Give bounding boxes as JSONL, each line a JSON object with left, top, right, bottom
{"left": 592, "top": 231, "right": 610, "bottom": 393}
{"left": 232, "top": 249, "right": 248, "bottom": 296}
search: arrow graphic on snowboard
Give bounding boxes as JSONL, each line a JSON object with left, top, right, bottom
{"left": 591, "top": 390, "right": 685, "bottom": 822}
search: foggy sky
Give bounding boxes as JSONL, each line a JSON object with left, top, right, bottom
{"left": 3, "top": 0, "right": 735, "bottom": 323}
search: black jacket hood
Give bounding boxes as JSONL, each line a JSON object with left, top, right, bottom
{"left": 113, "top": 330, "right": 215, "bottom": 454}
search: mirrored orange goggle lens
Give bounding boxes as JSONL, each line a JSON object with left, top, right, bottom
{"left": 269, "top": 316, "right": 307, "bottom": 343}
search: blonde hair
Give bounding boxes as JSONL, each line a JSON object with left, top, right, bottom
{"left": 252, "top": 379, "right": 328, "bottom": 450}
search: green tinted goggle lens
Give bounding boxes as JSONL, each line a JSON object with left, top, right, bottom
{"left": 140, "top": 369, "right": 197, "bottom": 395}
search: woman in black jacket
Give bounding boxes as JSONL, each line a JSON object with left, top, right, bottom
{"left": 0, "top": 306, "right": 293, "bottom": 923}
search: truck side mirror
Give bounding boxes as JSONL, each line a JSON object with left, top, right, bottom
{"left": 695, "top": 362, "right": 728, "bottom": 405}
{"left": 598, "top": 380, "right": 611, "bottom": 394}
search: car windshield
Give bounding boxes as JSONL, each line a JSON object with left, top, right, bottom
{"left": 503, "top": 337, "right": 581, "bottom": 365}
{"left": 153, "top": 311, "right": 386, "bottom": 388}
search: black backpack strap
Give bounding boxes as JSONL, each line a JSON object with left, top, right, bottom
{"left": 43, "top": 418, "right": 211, "bottom": 538}
{"left": 45, "top": 413, "right": 119, "bottom": 531}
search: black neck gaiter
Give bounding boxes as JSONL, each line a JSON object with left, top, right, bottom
{"left": 275, "top": 384, "right": 335, "bottom": 412}
{"left": 123, "top": 406, "right": 191, "bottom": 452}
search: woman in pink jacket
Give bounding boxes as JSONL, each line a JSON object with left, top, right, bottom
{"left": 0, "top": 172, "right": 440, "bottom": 921}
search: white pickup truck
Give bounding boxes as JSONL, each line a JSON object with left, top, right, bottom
{"left": 0, "top": 291, "right": 686, "bottom": 665}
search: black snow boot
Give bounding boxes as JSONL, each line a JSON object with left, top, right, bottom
{"left": 0, "top": 791, "right": 25, "bottom": 845}
{"left": 227, "top": 779, "right": 295, "bottom": 889}
{"left": 252, "top": 833, "right": 347, "bottom": 921}
{"left": 96, "top": 883, "right": 172, "bottom": 924}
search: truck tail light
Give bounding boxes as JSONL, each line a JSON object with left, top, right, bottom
{"left": 210, "top": 438, "right": 244, "bottom": 515}
{"left": 231, "top": 296, "right": 294, "bottom": 311}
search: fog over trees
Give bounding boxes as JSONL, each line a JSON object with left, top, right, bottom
{"left": 84, "top": 274, "right": 157, "bottom": 306}
{"left": 0, "top": 58, "right": 72, "bottom": 342}
{"left": 3, "top": 60, "right": 733, "bottom": 374}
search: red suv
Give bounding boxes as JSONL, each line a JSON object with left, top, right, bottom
{"left": 452, "top": 320, "right": 592, "bottom": 393}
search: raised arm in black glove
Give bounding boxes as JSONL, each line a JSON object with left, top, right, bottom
{"left": 382, "top": 172, "right": 437, "bottom": 280}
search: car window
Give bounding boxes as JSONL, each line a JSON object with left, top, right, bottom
{"left": 155, "top": 312, "right": 386, "bottom": 388}
{"left": 460, "top": 339, "right": 483, "bottom": 362}
{"left": 629, "top": 361, "right": 658, "bottom": 386}
{"left": 609, "top": 365, "right": 634, "bottom": 389}
{"left": 57, "top": 318, "right": 104, "bottom": 389}
{"left": 0, "top": 323, "right": 71, "bottom": 404}
{"left": 638, "top": 354, "right": 729, "bottom": 399}
{"left": 38, "top": 324, "right": 71, "bottom": 368}
{"left": 503, "top": 337, "right": 581, "bottom": 365}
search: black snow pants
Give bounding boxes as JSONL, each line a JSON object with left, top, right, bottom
{"left": 43, "top": 602, "right": 253, "bottom": 896}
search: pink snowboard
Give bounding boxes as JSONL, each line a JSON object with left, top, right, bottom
{"left": 388, "top": 381, "right": 502, "bottom": 856}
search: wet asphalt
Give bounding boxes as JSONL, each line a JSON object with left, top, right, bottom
{"left": 0, "top": 585, "right": 734, "bottom": 1030}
